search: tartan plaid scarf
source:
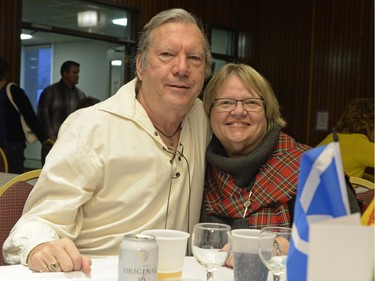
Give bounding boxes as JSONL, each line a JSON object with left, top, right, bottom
{"left": 203, "top": 128, "right": 310, "bottom": 229}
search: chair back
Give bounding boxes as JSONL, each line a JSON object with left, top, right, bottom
{"left": 350, "top": 176, "right": 375, "bottom": 214}
{"left": 0, "top": 169, "right": 41, "bottom": 265}
{"left": 0, "top": 148, "right": 8, "bottom": 172}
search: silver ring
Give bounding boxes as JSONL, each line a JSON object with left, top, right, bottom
{"left": 47, "top": 261, "right": 59, "bottom": 271}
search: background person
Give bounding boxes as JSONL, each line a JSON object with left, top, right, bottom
{"left": 3, "top": 8, "right": 212, "bottom": 273}
{"left": 37, "top": 60, "right": 86, "bottom": 142}
{"left": 318, "top": 98, "right": 374, "bottom": 180}
{"left": 0, "top": 57, "right": 48, "bottom": 173}
{"left": 200, "top": 63, "right": 360, "bottom": 238}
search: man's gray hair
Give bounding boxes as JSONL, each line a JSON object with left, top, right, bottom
{"left": 135, "top": 8, "right": 212, "bottom": 91}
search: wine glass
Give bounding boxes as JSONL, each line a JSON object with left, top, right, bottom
{"left": 191, "top": 223, "right": 231, "bottom": 281}
{"left": 258, "top": 226, "right": 292, "bottom": 281}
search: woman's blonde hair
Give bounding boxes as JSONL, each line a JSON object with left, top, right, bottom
{"left": 203, "top": 63, "right": 286, "bottom": 131}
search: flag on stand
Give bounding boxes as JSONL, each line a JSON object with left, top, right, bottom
{"left": 286, "top": 139, "right": 350, "bottom": 281}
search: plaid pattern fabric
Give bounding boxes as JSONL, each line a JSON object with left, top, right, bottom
{"left": 357, "top": 189, "right": 374, "bottom": 213}
{"left": 203, "top": 132, "right": 311, "bottom": 228}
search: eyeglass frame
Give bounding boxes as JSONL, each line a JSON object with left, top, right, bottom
{"left": 211, "top": 97, "right": 265, "bottom": 112}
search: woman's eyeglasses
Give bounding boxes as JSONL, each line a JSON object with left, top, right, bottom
{"left": 212, "top": 98, "right": 264, "bottom": 112}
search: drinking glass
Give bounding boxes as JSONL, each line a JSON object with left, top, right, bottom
{"left": 258, "top": 226, "right": 292, "bottom": 281}
{"left": 191, "top": 223, "right": 231, "bottom": 281}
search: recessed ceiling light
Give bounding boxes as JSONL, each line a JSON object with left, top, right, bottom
{"left": 112, "top": 18, "right": 127, "bottom": 27}
{"left": 111, "top": 60, "right": 122, "bottom": 66}
{"left": 20, "top": 34, "right": 32, "bottom": 40}
{"left": 77, "top": 10, "right": 98, "bottom": 27}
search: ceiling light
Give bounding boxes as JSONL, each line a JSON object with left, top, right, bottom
{"left": 112, "top": 18, "right": 127, "bottom": 27}
{"left": 20, "top": 34, "right": 32, "bottom": 40}
{"left": 77, "top": 10, "right": 98, "bottom": 27}
{"left": 111, "top": 60, "right": 122, "bottom": 66}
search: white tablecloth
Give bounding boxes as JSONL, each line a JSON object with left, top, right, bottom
{"left": 0, "top": 256, "right": 235, "bottom": 281}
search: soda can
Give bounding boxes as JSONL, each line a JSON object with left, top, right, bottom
{"left": 118, "top": 233, "right": 158, "bottom": 281}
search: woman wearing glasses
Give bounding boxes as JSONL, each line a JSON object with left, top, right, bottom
{"left": 200, "top": 63, "right": 360, "bottom": 233}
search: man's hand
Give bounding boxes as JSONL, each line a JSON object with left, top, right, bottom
{"left": 27, "top": 238, "right": 92, "bottom": 273}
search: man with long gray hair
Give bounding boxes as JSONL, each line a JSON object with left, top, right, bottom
{"left": 3, "top": 8, "right": 212, "bottom": 273}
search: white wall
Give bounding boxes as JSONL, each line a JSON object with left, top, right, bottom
{"left": 24, "top": 39, "right": 125, "bottom": 169}
{"left": 52, "top": 40, "right": 111, "bottom": 101}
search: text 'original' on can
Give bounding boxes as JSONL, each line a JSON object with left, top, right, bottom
{"left": 118, "top": 233, "right": 158, "bottom": 281}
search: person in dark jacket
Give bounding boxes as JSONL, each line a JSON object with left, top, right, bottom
{"left": 0, "top": 57, "right": 48, "bottom": 173}
{"left": 37, "top": 60, "right": 86, "bottom": 142}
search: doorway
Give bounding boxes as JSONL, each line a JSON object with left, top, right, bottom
{"left": 21, "top": 0, "right": 138, "bottom": 169}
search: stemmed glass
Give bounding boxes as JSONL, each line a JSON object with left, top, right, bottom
{"left": 191, "top": 223, "right": 231, "bottom": 281}
{"left": 258, "top": 226, "right": 292, "bottom": 281}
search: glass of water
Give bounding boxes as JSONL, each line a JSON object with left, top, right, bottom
{"left": 258, "top": 226, "right": 292, "bottom": 281}
{"left": 191, "top": 223, "right": 231, "bottom": 281}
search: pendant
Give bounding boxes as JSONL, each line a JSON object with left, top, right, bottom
{"left": 242, "top": 191, "right": 253, "bottom": 219}
{"left": 168, "top": 137, "right": 174, "bottom": 147}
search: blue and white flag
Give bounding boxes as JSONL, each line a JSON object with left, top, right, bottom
{"left": 286, "top": 140, "right": 350, "bottom": 281}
